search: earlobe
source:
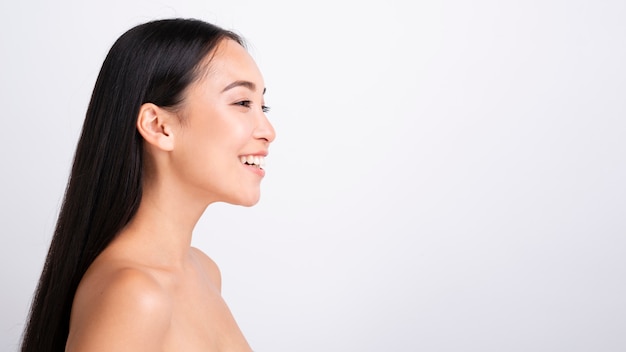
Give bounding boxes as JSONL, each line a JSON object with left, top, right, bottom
{"left": 136, "top": 103, "right": 175, "bottom": 151}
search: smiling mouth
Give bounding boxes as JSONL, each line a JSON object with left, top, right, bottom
{"left": 239, "top": 155, "right": 266, "bottom": 169}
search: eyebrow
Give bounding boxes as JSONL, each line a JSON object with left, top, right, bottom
{"left": 221, "top": 80, "right": 266, "bottom": 94}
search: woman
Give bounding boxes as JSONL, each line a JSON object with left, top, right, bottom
{"left": 21, "top": 18, "right": 275, "bottom": 351}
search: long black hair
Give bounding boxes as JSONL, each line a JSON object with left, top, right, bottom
{"left": 21, "top": 18, "right": 243, "bottom": 352}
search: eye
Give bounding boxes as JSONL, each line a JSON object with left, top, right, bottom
{"left": 235, "top": 100, "right": 252, "bottom": 108}
{"left": 235, "top": 100, "right": 271, "bottom": 113}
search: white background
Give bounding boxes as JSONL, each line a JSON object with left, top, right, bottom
{"left": 1, "top": 1, "right": 625, "bottom": 351}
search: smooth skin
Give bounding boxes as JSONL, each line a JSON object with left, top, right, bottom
{"left": 65, "top": 39, "right": 275, "bottom": 351}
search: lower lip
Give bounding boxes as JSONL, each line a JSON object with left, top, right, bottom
{"left": 243, "top": 164, "right": 265, "bottom": 177}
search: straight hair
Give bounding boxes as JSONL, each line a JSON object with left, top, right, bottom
{"left": 21, "top": 18, "right": 243, "bottom": 352}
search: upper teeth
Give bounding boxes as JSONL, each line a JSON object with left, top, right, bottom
{"left": 240, "top": 155, "right": 265, "bottom": 168}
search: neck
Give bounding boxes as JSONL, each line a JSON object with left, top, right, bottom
{"left": 115, "top": 175, "right": 211, "bottom": 269}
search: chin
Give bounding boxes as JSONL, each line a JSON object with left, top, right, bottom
{"left": 240, "top": 199, "right": 260, "bottom": 207}
{"left": 228, "top": 192, "right": 261, "bottom": 207}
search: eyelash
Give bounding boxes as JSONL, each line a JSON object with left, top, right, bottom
{"left": 236, "top": 100, "right": 271, "bottom": 113}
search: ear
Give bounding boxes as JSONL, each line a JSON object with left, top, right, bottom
{"left": 136, "top": 103, "right": 176, "bottom": 151}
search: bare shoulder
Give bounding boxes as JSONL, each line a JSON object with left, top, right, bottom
{"left": 191, "top": 247, "right": 222, "bottom": 291}
{"left": 66, "top": 265, "right": 172, "bottom": 351}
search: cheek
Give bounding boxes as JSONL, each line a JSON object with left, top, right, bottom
{"left": 179, "top": 125, "right": 241, "bottom": 176}
{"left": 174, "top": 112, "right": 254, "bottom": 176}
{"left": 211, "top": 117, "right": 255, "bottom": 149}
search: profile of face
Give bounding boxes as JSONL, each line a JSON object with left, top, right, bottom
{"left": 162, "top": 39, "right": 276, "bottom": 207}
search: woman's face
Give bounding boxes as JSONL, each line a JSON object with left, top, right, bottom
{"left": 170, "top": 39, "right": 276, "bottom": 207}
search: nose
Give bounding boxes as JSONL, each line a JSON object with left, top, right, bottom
{"left": 255, "top": 111, "right": 276, "bottom": 143}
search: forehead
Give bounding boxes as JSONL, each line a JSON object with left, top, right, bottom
{"left": 199, "top": 39, "right": 264, "bottom": 91}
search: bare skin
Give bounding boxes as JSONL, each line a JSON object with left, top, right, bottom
{"left": 65, "top": 39, "right": 275, "bottom": 351}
